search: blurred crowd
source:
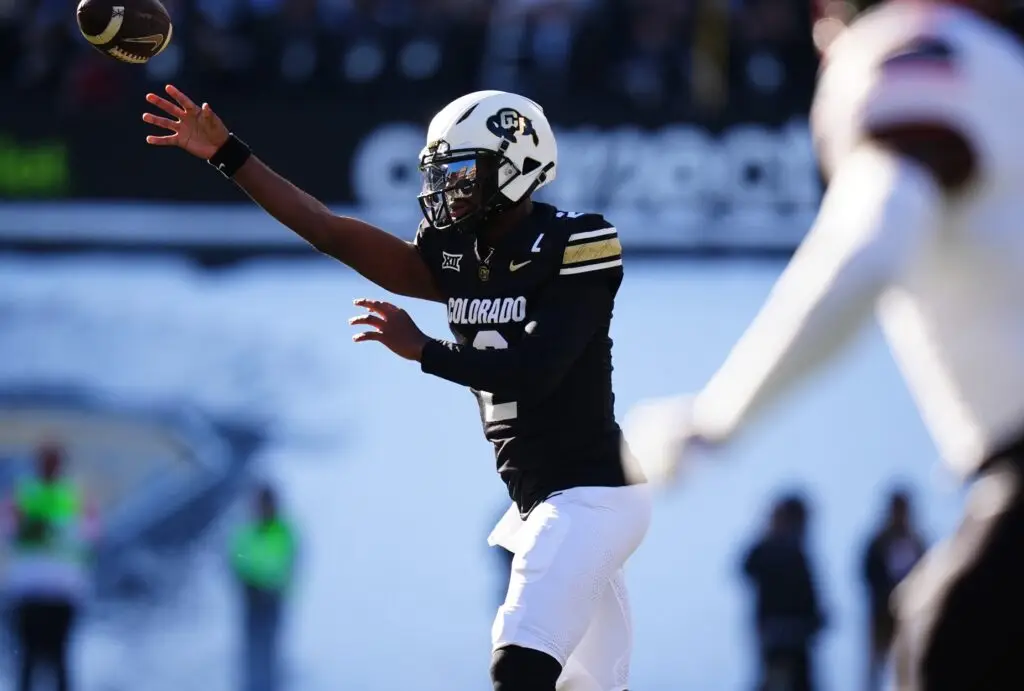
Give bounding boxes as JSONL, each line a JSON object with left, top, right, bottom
{"left": 0, "top": 0, "right": 817, "bottom": 122}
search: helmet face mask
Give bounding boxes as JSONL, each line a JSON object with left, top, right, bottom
{"left": 417, "top": 146, "right": 522, "bottom": 232}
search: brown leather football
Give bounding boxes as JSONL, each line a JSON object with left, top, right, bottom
{"left": 76, "top": 0, "right": 173, "bottom": 64}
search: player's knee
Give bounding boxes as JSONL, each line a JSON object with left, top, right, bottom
{"left": 490, "top": 645, "right": 562, "bottom": 691}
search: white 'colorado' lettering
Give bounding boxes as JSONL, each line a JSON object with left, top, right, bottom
{"left": 448, "top": 296, "right": 527, "bottom": 325}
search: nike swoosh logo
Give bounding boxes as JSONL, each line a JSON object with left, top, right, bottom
{"left": 123, "top": 34, "right": 165, "bottom": 52}
{"left": 509, "top": 260, "right": 531, "bottom": 272}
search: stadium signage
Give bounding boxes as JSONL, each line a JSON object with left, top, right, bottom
{"left": 0, "top": 137, "right": 69, "bottom": 196}
{"left": 352, "top": 120, "right": 820, "bottom": 248}
{"left": 0, "top": 107, "right": 820, "bottom": 253}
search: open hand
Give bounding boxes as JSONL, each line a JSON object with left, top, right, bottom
{"left": 142, "top": 84, "right": 228, "bottom": 160}
{"left": 349, "top": 299, "right": 430, "bottom": 362}
{"left": 620, "top": 394, "right": 717, "bottom": 488}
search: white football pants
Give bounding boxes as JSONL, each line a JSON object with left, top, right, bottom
{"left": 488, "top": 484, "right": 652, "bottom": 691}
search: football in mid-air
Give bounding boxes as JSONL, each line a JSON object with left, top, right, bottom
{"left": 76, "top": 0, "right": 173, "bottom": 64}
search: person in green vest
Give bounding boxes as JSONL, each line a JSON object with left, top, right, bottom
{"left": 5, "top": 441, "right": 95, "bottom": 691}
{"left": 230, "top": 483, "right": 297, "bottom": 691}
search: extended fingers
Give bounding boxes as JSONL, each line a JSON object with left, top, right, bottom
{"left": 352, "top": 330, "right": 384, "bottom": 344}
{"left": 165, "top": 84, "right": 199, "bottom": 113}
{"left": 145, "top": 92, "right": 185, "bottom": 119}
{"left": 145, "top": 135, "right": 179, "bottom": 146}
{"left": 353, "top": 298, "right": 399, "bottom": 317}
{"left": 142, "top": 112, "right": 179, "bottom": 132}
{"left": 348, "top": 313, "right": 386, "bottom": 329}
{"left": 350, "top": 309, "right": 387, "bottom": 344}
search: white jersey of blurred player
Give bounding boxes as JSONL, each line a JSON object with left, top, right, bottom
{"left": 623, "top": 0, "right": 1024, "bottom": 483}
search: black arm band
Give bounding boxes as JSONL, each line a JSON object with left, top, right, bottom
{"left": 208, "top": 134, "right": 252, "bottom": 179}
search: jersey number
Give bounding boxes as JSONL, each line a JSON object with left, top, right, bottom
{"left": 472, "top": 330, "right": 518, "bottom": 423}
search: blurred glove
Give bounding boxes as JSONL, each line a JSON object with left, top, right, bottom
{"left": 621, "top": 394, "right": 716, "bottom": 488}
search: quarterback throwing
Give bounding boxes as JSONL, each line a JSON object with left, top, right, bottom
{"left": 143, "top": 87, "right": 650, "bottom": 691}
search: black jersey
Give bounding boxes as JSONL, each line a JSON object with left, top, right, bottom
{"left": 414, "top": 202, "right": 630, "bottom": 515}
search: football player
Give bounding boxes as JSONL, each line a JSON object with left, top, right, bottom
{"left": 142, "top": 87, "right": 651, "bottom": 691}
{"left": 622, "top": 1, "right": 1024, "bottom": 688}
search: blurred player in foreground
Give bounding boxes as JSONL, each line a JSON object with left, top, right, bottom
{"left": 142, "top": 87, "right": 650, "bottom": 691}
{"left": 623, "top": 0, "right": 1024, "bottom": 688}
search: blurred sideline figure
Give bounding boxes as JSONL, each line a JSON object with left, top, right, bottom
{"left": 741, "top": 493, "right": 826, "bottom": 691}
{"left": 622, "top": 0, "right": 1024, "bottom": 687}
{"left": 861, "top": 487, "right": 926, "bottom": 691}
{"left": 230, "top": 483, "right": 297, "bottom": 691}
{"left": 141, "top": 84, "right": 652, "bottom": 691}
{"left": 4, "top": 442, "right": 97, "bottom": 691}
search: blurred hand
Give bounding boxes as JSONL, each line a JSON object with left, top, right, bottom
{"left": 620, "top": 394, "right": 716, "bottom": 487}
{"left": 349, "top": 299, "right": 430, "bottom": 362}
{"left": 142, "top": 84, "right": 229, "bottom": 160}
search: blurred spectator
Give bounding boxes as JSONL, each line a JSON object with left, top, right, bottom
{"left": 571, "top": 0, "right": 698, "bottom": 122}
{"left": 691, "top": 0, "right": 730, "bottom": 115}
{"left": 728, "top": 0, "right": 817, "bottom": 122}
{"left": 480, "top": 0, "right": 594, "bottom": 106}
{"left": 3, "top": 441, "right": 97, "bottom": 691}
{"left": 62, "top": 50, "right": 136, "bottom": 111}
{"left": 861, "top": 487, "right": 926, "bottom": 691}
{"left": 230, "top": 482, "right": 297, "bottom": 691}
{"left": 741, "top": 492, "right": 826, "bottom": 691}
{"left": 0, "top": 0, "right": 21, "bottom": 83}
{"left": 9, "top": 0, "right": 77, "bottom": 94}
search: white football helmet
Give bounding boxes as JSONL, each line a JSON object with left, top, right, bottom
{"left": 418, "top": 90, "right": 558, "bottom": 230}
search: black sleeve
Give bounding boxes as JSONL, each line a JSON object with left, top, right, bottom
{"left": 411, "top": 219, "right": 433, "bottom": 260}
{"left": 420, "top": 274, "right": 613, "bottom": 398}
{"left": 410, "top": 219, "right": 446, "bottom": 296}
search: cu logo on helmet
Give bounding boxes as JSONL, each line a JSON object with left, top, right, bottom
{"left": 487, "top": 108, "right": 539, "bottom": 146}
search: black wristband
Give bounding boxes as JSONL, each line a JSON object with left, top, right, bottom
{"left": 208, "top": 134, "right": 251, "bottom": 179}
